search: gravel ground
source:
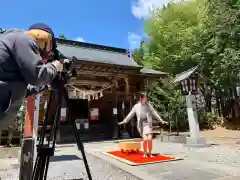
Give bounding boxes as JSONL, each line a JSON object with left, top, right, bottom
{"left": 152, "top": 142, "right": 240, "bottom": 168}
{"left": 1, "top": 137, "right": 240, "bottom": 180}
{"left": 0, "top": 152, "right": 140, "bottom": 180}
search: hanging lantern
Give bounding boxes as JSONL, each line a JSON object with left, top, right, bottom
{"left": 179, "top": 74, "right": 199, "bottom": 95}
{"left": 74, "top": 90, "right": 77, "bottom": 99}
{"left": 80, "top": 92, "right": 83, "bottom": 99}
{"left": 82, "top": 92, "right": 86, "bottom": 99}
{"left": 122, "top": 102, "right": 125, "bottom": 109}
{"left": 236, "top": 86, "right": 240, "bottom": 97}
{"left": 44, "top": 99, "right": 47, "bottom": 109}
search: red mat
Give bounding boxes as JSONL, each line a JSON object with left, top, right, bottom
{"left": 102, "top": 151, "right": 182, "bottom": 166}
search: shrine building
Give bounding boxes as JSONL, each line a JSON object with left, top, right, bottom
{"left": 37, "top": 38, "right": 167, "bottom": 143}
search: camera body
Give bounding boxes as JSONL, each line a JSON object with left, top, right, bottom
{"left": 47, "top": 49, "right": 77, "bottom": 78}
{"left": 62, "top": 58, "right": 77, "bottom": 78}
{"left": 47, "top": 50, "right": 77, "bottom": 90}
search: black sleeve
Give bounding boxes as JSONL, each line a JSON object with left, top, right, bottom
{"left": 14, "top": 33, "right": 57, "bottom": 87}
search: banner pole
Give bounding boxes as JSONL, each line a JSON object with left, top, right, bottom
{"left": 19, "top": 95, "right": 39, "bottom": 180}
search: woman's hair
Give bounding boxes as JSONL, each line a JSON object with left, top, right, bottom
{"left": 140, "top": 92, "right": 147, "bottom": 100}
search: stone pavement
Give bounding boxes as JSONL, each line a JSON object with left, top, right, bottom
{"left": 1, "top": 137, "right": 240, "bottom": 180}
{"left": 83, "top": 138, "right": 240, "bottom": 180}
{"left": 0, "top": 147, "right": 140, "bottom": 180}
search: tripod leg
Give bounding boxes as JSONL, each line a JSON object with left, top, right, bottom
{"left": 63, "top": 87, "right": 93, "bottom": 179}
{"left": 43, "top": 156, "right": 51, "bottom": 180}
{"left": 32, "top": 89, "right": 62, "bottom": 180}
{"left": 72, "top": 121, "right": 92, "bottom": 180}
{"left": 33, "top": 153, "right": 45, "bottom": 180}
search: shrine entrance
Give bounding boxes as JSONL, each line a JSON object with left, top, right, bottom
{"left": 70, "top": 99, "right": 89, "bottom": 120}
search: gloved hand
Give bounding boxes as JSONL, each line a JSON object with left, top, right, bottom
{"left": 51, "top": 60, "right": 63, "bottom": 72}
{"left": 25, "top": 85, "right": 49, "bottom": 98}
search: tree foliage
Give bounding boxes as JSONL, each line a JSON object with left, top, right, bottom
{"left": 133, "top": 0, "right": 240, "bottom": 129}
{"left": 143, "top": 1, "right": 202, "bottom": 74}
{"left": 6, "top": 100, "right": 25, "bottom": 146}
{"left": 59, "top": 34, "right": 67, "bottom": 40}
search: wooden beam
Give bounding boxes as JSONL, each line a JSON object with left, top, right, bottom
{"left": 75, "top": 66, "right": 140, "bottom": 75}
{"left": 76, "top": 70, "right": 123, "bottom": 77}
{"left": 70, "top": 80, "right": 111, "bottom": 86}
{"left": 75, "top": 68, "right": 137, "bottom": 77}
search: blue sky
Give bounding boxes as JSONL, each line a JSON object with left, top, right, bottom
{"left": 1, "top": 0, "right": 166, "bottom": 49}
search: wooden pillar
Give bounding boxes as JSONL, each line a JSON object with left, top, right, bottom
{"left": 129, "top": 100, "right": 135, "bottom": 137}
{"left": 125, "top": 77, "right": 135, "bottom": 137}
{"left": 112, "top": 80, "right": 119, "bottom": 139}
{"left": 19, "top": 95, "right": 39, "bottom": 180}
{"left": 144, "top": 78, "right": 149, "bottom": 93}
{"left": 125, "top": 77, "right": 129, "bottom": 95}
{"left": 120, "top": 100, "right": 125, "bottom": 134}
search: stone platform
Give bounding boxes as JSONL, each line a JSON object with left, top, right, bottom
{"left": 84, "top": 137, "right": 240, "bottom": 180}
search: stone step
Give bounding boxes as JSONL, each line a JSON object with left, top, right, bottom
{"left": 155, "top": 134, "right": 187, "bottom": 143}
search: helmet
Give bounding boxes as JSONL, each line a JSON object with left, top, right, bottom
{"left": 28, "top": 23, "right": 57, "bottom": 50}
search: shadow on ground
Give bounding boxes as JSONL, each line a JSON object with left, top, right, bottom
{"left": 50, "top": 155, "right": 82, "bottom": 162}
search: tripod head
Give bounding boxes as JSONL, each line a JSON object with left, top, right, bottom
{"left": 48, "top": 48, "right": 77, "bottom": 87}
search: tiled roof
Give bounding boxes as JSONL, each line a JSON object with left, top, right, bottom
{"left": 57, "top": 39, "right": 140, "bottom": 67}
{"left": 140, "top": 67, "right": 167, "bottom": 75}
{"left": 173, "top": 66, "right": 199, "bottom": 83}
{"left": 57, "top": 39, "right": 167, "bottom": 76}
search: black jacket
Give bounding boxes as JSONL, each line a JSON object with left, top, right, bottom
{"left": 0, "top": 29, "right": 57, "bottom": 131}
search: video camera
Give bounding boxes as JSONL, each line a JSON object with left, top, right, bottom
{"left": 50, "top": 49, "right": 77, "bottom": 77}
{"left": 50, "top": 50, "right": 77, "bottom": 89}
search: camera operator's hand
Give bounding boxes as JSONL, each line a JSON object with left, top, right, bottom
{"left": 51, "top": 60, "right": 63, "bottom": 72}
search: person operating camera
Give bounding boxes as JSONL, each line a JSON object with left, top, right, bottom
{"left": 0, "top": 23, "right": 63, "bottom": 131}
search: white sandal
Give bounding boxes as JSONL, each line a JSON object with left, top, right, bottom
{"left": 143, "top": 153, "right": 148, "bottom": 158}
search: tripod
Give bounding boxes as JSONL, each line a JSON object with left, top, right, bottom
{"left": 32, "top": 73, "right": 92, "bottom": 180}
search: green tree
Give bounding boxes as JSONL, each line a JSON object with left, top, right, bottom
{"left": 147, "top": 77, "right": 187, "bottom": 131}
{"left": 143, "top": 1, "right": 202, "bottom": 74}
{"left": 132, "top": 40, "right": 145, "bottom": 66}
{"left": 135, "top": 1, "right": 204, "bottom": 130}
{"left": 198, "top": 0, "right": 240, "bottom": 118}
{"left": 59, "top": 34, "right": 67, "bottom": 40}
{"left": 140, "top": 0, "right": 240, "bottom": 122}
{"left": 7, "top": 100, "right": 26, "bottom": 147}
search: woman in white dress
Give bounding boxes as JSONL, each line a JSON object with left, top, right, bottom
{"left": 118, "top": 92, "right": 167, "bottom": 157}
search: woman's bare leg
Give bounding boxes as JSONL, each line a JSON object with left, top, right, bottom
{"left": 147, "top": 134, "right": 153, "bottom": 157}
{"left": 142, "top": 135, "right": 148, "bottom": 157}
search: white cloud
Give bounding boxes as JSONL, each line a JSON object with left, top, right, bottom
{"left": 75, "top": 37, "right": 85, "bottom": 42}
{"left": 128, "top": 32, "right": 142, "bottom": 50}
{"left": 131, "top": 0, "right": 173, "bottom": 19}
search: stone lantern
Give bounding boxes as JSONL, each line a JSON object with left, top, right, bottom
{"left": 174, "top": 66, "right": 209, "bottom": 147}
